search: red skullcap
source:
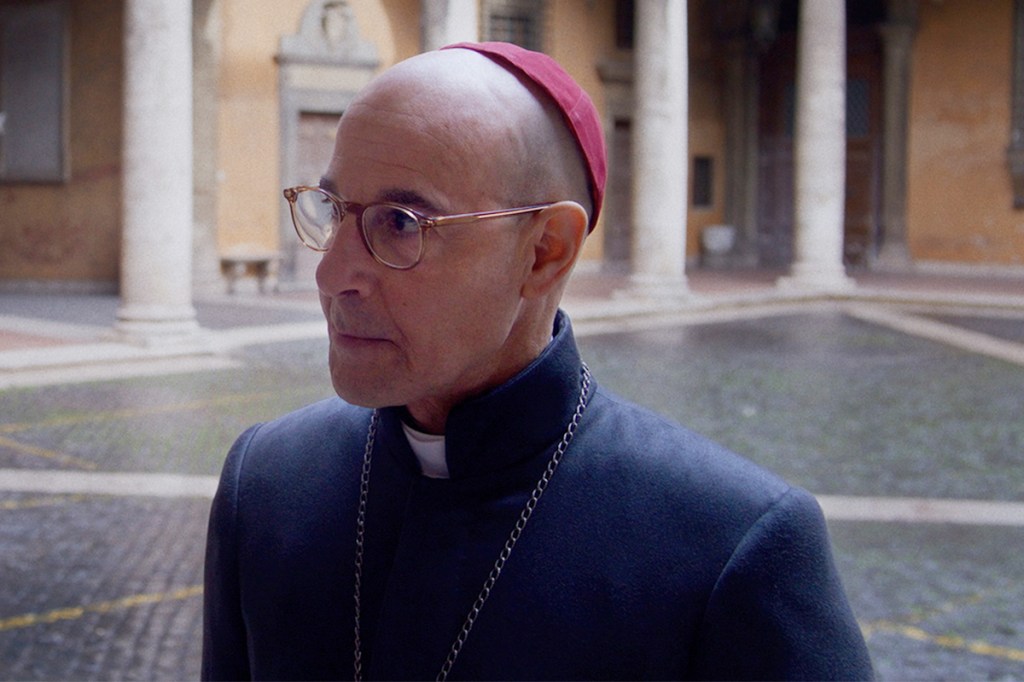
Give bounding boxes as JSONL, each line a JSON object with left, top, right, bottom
{"left": 442, "top": 42, "right": 607, "bottom": 233}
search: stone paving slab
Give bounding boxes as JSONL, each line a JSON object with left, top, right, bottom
{"left": 576, "top": 310, "right": 1024, "bottom": 502}
{"left": 0, "top": 303, "right": 1022, "bottom": 680}
{"left": 0, "top": 341, "right": 334, "bottom": 475}
{"left": 830, "top": 521, "right": 1024, "bottom": 681}
{"left": 926, "top": 312, "right": 1024, "bottom": 344}
{"left": 0, "top": 494, "right": 207, "bottom": 681}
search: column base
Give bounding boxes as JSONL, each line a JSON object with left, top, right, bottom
{"left": 873, "top": 242, "right": 912, "bottom": 271}
{"left": 776, "top": 262, "right": 856, "bottom": 294}
{"left": 114, "top": 303, "right": 202, "bottom": 347}
{"left": 625, "top": 272, "right": 694, "bottom": 301}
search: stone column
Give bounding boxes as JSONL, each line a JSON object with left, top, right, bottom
{"left": 192, "top": 0, "right": 225, "bottom": 296}
{"left": 629, "top": 0, "right": 689, "bottom": 297}
{"left": 421, "top": 0, "right": 478, "bottom": 52}
{"left": 779, "top": 0, "right": 855, "bottom": 292}
{"left": 117, "top": 0, "right": 199, "bottom": 341}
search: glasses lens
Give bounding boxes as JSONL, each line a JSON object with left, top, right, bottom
{"left": 292, "top": 188, "right": 340, "bottom": 251}
{"left": 362, "top": 205, "right": 424, "bottom": 269}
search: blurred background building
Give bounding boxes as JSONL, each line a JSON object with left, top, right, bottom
{"left": 1, "top": 0, "right": 1022, "bottom": 334}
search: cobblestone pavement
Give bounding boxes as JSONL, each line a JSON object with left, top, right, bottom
{"left": 1, "top": 279, "right": 1022, "bottom": 680}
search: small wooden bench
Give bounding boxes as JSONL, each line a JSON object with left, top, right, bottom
{"left": 220, "top": 250, "right": 281, "bottom": 294}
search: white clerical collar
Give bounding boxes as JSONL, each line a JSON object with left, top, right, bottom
{"left": 401, "top": 421, "right": 450, "bottom": 479}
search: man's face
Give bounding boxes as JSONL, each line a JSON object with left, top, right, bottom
{"left": 315, "top": 86, "right": 540, "bottom": 432}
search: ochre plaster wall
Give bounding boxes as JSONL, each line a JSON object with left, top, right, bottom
{"left": 379, "top": 0, "right": 421, "bottom": 64}
{"left": 0, "top": 0, "right": 122, "bottom": 285}
{"left": 215, "top": 0, "right": 416, "bottom": 255}
{"left": 215, "top": 2, "right": 303, "bottom": 255}
{"left": 547, "top": 0, "right": 615, "bottom": 263}
{"left": 907, "top": 0, "right": 1024, "bottom": 265}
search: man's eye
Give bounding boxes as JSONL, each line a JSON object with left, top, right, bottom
{"left": 330, "top": 203, "right": 344, "bottom": 224}
{"left": 380, "top": 208, "right": 421, "bottom": 236}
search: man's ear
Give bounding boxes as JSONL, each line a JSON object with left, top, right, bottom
{"left": 521, "top": 201, "right": 588, "bottom": 299}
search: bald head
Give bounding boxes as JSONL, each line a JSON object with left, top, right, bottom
{"left": 343, "top": 48, "right": 593, "bottom": 222}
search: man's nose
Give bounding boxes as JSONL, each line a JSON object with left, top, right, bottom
{"left": 315, "top": 216, "right": 374, "bottom": 296}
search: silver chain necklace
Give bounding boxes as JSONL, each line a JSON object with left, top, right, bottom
{"left": 352, "top": 364, "right": 592, "bottom": 682}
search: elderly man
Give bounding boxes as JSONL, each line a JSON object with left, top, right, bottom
{"left": 203, "top": 43, "right": 872, "bottom": 681}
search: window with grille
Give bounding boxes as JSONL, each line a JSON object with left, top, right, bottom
{"left": 482, "top": 0, "right": 544, "bottom": 52}
{"left": 846, "top": 78, "right": 870, "bottom": 138}
{"left": 692, "top": 156, "right": 713, "bottom": 208}
{"left": 0, "top": 1, "right": 68, "bottom": 183}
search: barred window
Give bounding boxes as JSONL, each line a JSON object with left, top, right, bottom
{"left": 0, "top": 0, "right": 68, "bottom": 183}
{"left": 482, "top": 0, "right": 544, "bottom": 52}
{"left": 847, "top": 78, "right": 870, "bottom": 138}
{"left": 692, "top": 156, "right": 713, "bottom": 208}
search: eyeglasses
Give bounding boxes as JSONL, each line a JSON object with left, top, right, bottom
{"left": 283, "top": 186, "right": 554, "bottom": 270}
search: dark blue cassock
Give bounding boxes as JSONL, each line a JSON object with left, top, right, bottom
{"left": 203, "top": 311, "right": 873, "bottom": 681}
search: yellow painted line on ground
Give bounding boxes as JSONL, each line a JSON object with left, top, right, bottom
{"left": 1, "top": 579, "right": 1021, "bottom": 667}
{"left": 0, "top": 585, "right": 203, "bottom": 632}
{"left": 0, "top": 435, "right": 97, "bottom": 470}
{"left": 862, "top": 619, "right": 1024, "bottom": 663}
{"left": 0, "top": 494, "right": 88, "bottom": 511}
{"left": 0, "top": 390, "right": 301, "bottom": 434}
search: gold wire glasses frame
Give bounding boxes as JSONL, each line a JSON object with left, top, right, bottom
{"left": 283, "top": 185, "right": 554, "bottom": 270}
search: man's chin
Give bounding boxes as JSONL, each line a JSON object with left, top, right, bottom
{"left": 329, "top": 372, "right": 394, "bottom": 409}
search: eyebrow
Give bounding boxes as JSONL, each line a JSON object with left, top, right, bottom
{"left": 378, "top": 188, "right": 438, "bottom": 214}
{"left": 317, "top": 178, "right": 441, "bottom": 215}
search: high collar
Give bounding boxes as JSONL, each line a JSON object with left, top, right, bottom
{"left": 378, "top": 310, "right": 585, "bottom": 480}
